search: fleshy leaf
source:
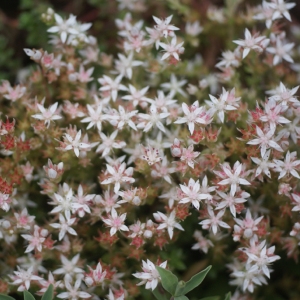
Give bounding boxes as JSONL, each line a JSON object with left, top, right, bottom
{"left": 174, "top": 280, "right": 186, "bottom": 297}
{"left": 156, "top": 266, "right": 178, "bottom": 295}
{"left": 41, "top": 284, "right": 53, "bottom": 300}
{"left": 23, "top": 291, "right": 36, "bottom": 300}
{"left": 0, "top": 295, "right": 16, "bottom": 300}
{"left": 174, "top": 296, "right": 189, "bottom": 300}
{"left": 176, "top": 265, "right": 211, "bottom": 296}
{"left": 152, "top": 284, "right": 171, "bottom": 300}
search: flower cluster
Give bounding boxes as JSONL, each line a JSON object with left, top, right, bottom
{"left": 1, "top": 0, "right": 300, "bottom": 299}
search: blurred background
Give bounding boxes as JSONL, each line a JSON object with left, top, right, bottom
{"left": 4, "top": 0, "right": 298, "bottom": 82}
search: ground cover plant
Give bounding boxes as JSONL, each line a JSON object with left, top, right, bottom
{"left": 1, "top": 0, "right": 300, "bottom": 299}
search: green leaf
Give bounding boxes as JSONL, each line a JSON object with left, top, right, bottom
{"left": 41, "top": 284, "right": 53, "bottom": 300}
{"left": 0, "top": 294, "right": 16, "bottom": 300}
{"left": 23, "top": 291, "right": 36, "bottom": 300}
{"left": 175, "top": 266, "right": 212, "bottom": 296}
{"left": 166, "top": 0, "right": 190, "bottom": 16}
{"left": 224, "top": 292, "right": 231, "bottom": 300}
{"left": 156, "top": 266, "right": 178, "bottom": 295}
{"left": 199, "top": 297, "right": 220, "bottom": 300}
{"left": 174, "top": 280, "right": 186, "bottom": 297}
{"left": 225, "top": 0, "right": 243, "bottom": 17}
{"left": 174, "top": 296, "right": 189, "bottom": 300}
{"left": 152, "top": 285, "right": 170, "bottom": 300}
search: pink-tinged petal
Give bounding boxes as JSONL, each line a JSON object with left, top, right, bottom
{"left": 188, "top": 122, "right": 195, "bottom": 134}
{"left": 290, "top": 169, "right": 300, "bottom": 179}
{"left": 78, "top": 292, "right": 91, "bottom": 299}
{"left": 192, "top": 200, "right": 200, "bottom": 210}
{"left": 242, "top": 48, "right": 251, "bottom": 59}
{"left": 110, "top": 227, "right": 117, "bottom": 236}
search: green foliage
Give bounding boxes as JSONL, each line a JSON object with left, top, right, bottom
{"left": 41, "top": 284, "right": 53, "bottom": 300}
{"left": 154, "top": 266, "right": 230, "bottom": 300}
{"left": 156, "top": 267, "right": 178, "bottom": 295}
{"left": 18, "top": 1, "right": 49, "bottom": 47}
{"left": 166, "top": 0, "right": 190, "bottom": 17}
{"left": 176, "top": 266, "right": 211, "bottom": 296}
{"left": 23, "top": 291, "right": 36, "bottom": 300}
{"left": 224, "top": 0, "right": 243, "bottom": 18}
{"left": 0, "top": 285, "right": 53, "bottom": 300}
{"left": 224, "top": 292, "right": 231, "bottom": 300}
{"left": 0, "top": 295, "right": 16, "bottom": 300}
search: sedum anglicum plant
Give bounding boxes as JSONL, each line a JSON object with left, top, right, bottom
{"left": 1, "top": 0, "right": 300, "bottom": 299}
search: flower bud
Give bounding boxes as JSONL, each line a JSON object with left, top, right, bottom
{"left": 144, "top": 230, "right": 153, "bottom": 238}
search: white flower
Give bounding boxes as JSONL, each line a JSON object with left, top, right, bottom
{"left": 24, "top": 48, "right": 42, "bottom": 60}
{"left": 199, "top": 206, "right": 230, "bottom": 235}
{"left": 266, "top": 36, "right": 294, "bottom": 65}
{"left": 96, "top": 130, "right": 126, "bottom": 157}
{"left": 234, "top": 210, "right": 264, "bottom": 240}
{"left": 102, "top": 208, "right": 129, "bottom": 236}
{"left": 268, "top": 0, "right": 296, "bottom": 22}
{"left": 14, "top": 208, "right": 35, "bottom": 230}
{"left": 205, "top": 90, "right": 237, "bottom": 123}
{"left": 247, "top": 126, "right": 283, "bottom": 158}
{"left": 114, "top": 52, "right": 143, "bottom": 79}
{"left": 47, "top": 13, "right": 91, "bottom": 44}
{"left": 0, "top": 192, "right": 11, "bottom": 212}
{"left": 32, "top": 102, "right": 62, "bottom": 128}
{"left": 175, "top": 101, "right": 211, "bottom": 135}
{"left": 217, "top": 161, "right": 250, "bottom": 196}
{"left": 216, "top": 190, "right": 249, "bottom": 217}
{"left": 50, "top": 213, "right": 77, "bottom": 241}
{"left": 233, "top": 29, "right": 268, "bottom": 59}
{"left": 153, "top": 210, "right": 184, "bottom": 239}
{"left": 260, "top": 99, "right": 290, "bottom": 131}
{"left": 122, "top": 84, "right": 151, "bottom": 107}
{"left": 251, "top": 150, "right": 275, "bottom": 179}
{"left": 81, "top": 103, "right": 108, "bottom": 131}
{"left": 185, "top": 21, "right": 203, "bottom": 36}
{"left": 273, "top": 151, "right": 300, "bottom": 179}
{"left": 109, "top": 105, "right": 138, "bottom": 131}
{"left": 72, "top": 185, "right": 95, "bottom": 217}
{"left": 133, "top": 259, "right": 167, "bottom": 290}
{"left": 99, "top": 75, "right": 127, "bottom": 102}
{"left": 47, "top": 13, "right": 78, "bottom": 43}
{"left": 161, "top": 74, "right": 187, "bottom": 98}
{"left": 253, "top": 1, "right": 280, "bottom": 29}
{"left": 179, "top": 178, "right": 210, "bottom": 210}
{"left": 137, "top": 105, "right": 170, "bottom": 132}
{"left": 246, "top": 245, "right": 280, "bottom": 278}
{"left": 192, "top": 230, "right": 214, "bottom": 253}
{"left": 106, "top": 289, "right": 125, "bottom": 300}
{"left": 216, "top": 50, "right": 240, "bottom": 69}
{"left": 153, "top": 15, "right": 179, "bottom": 38}
{"left": 141, "top": 144, "right": 162, "bottom": 166}
{"left": 10, "top": 266, "right": 43, "bottom": 291}
{"left": 3, "top": 84, "right": 26, "bottom": 102}
{"left": 101, "top": 162, "right": 135, "bottom": 193}
{"left": 231, "top": 263, "right": 266, "bottom": 293}
{"left": 21, "top": 225, "right": 47, "bottom": 253}
{"left": 180, "top": 144, "right": 200, "bottom": 168}
{"left": 57, "top": 278, "right": 91, "bottom": 300}
{"left": 50, "top": 188, "right": 74, "bottom": 215}
{"left": 268, "top": 82, "right": 299, "bottom": 106}
{"left": 159, "top": 36, "right": 184, "bottom": 61}
{"left": 84, "top": 262, "right": 107, "bottom": 286}
{"left": 291, "top": 193, "right": 300, "bottom": 212}
{"left": 53, "top": 254, "right": 84, "bottom": 280}
{"left": 63, "top": 130, "right": 91, "bottom": 157}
